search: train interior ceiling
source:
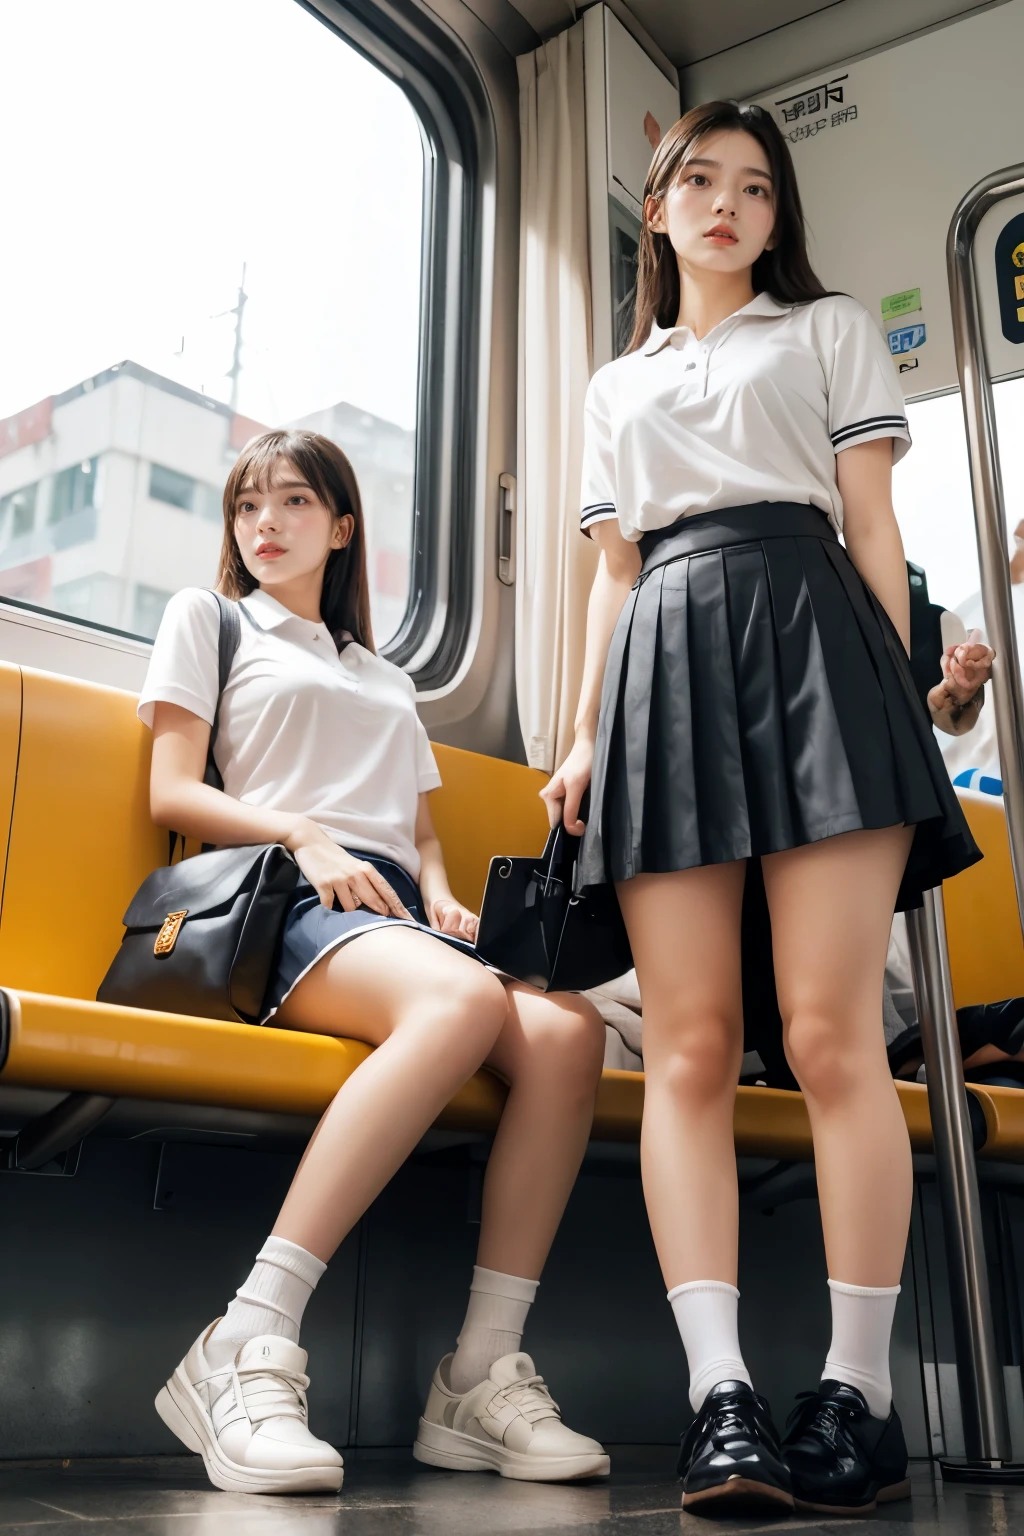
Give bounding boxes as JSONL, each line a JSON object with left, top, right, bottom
{"left": 3, "top": 0, "right": 1024, "bottom": 1531}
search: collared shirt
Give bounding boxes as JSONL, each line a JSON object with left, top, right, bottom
{"left": 580, "top": 293, "right": 911, "bottom": 541}
{"left": 138, "top": 586, "right": 440, "bottom": 879}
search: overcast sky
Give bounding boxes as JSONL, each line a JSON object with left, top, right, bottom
{"left": 0, "top": 0, "right": 423, "bottom": 431}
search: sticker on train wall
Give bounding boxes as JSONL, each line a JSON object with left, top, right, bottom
{"left": 881, "top": 288, "right": 921, "bottom": 322}
{"left": 995, "top": 210, "right": 1024, "bottom": 344}
{"left": 888, "top": 323, "right": 927, "bottom": 355}
{"left": 771, "top": 72, "right": 859, "bottom": 145}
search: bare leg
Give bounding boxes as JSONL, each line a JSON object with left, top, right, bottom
{"left": 272, "top": 939, "right": 605, "bottom": 1276}
{"left": 967, "top": 1044, "right": 1016, "bottom": 1067}
{"left": 474, "top": 985, "right": 606, "bottom": 1279}
{"left": 271, "top": 929, "right": 508, "bottom": 1261}
{"left": 762, "top": 826, "right": 915, "bottom": 1287}
{"left": 616, "top": 862, "right": 747, "bottom": 1287}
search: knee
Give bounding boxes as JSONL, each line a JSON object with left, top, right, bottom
{"left": 519, "top": 996, "right": 607, "bottom": 1094}
{"left": 423, "top": 967, "right": 508, "bottom": 1049}
{"left": 784, "top": 1008, "right": 872, "bottom": 1106}
{"left": 648, "top": 1010, "right": 742, "bottom": 1105}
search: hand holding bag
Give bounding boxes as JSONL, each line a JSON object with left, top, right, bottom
{"left": 97, "top": 594, "right": 299, "bottom": 1024}
{"left": 474, "top": 806, "right": 632, "bottom": 992}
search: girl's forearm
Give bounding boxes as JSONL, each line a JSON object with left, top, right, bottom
{"left": 844, "top": 514, "right": 910, "bottom": 653}
{"left": 151, "top": 776, "right": 317, "bottom": 852}
{"left": 575, "top": 551, "right": 639, "bottom": 742}
{"left": 416, "top": 833, "right": 452, "bottom": 910}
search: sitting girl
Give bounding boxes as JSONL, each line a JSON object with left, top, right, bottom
{"left": 141, "top": 428, "right": 609, "bottom": 1496}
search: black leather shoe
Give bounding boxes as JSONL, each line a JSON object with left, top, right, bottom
{"left": 677, "top": 1380, "right": 794, "bottom": 1513}
{"left": 783, "top": 1379, "right": 911, "bottom": 1513}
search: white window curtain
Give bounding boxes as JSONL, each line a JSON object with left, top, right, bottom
{"left": 516, "top": 23, "right": 598, "bottom": 773}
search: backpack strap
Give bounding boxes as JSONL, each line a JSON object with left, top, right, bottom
{"left": 205, "top": 592, "right": 242, "bottom": 790}
{"left": 168, "top": 591, "right": 242, "bottom": 862}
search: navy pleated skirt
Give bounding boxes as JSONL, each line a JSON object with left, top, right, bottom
{"left": 577, "top": 502, "right": 981, "bottom": 911}
{"left": 260, "top": 852, "right": 480, "bottom": 1025}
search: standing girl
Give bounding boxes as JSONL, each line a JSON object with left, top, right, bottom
{"left": 143, "top": 429, "right": 609, "bottom": 1495}
{"left": 544, "top": 103, "right": 980, "bottom": 1515}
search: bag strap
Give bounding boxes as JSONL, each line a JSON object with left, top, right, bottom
{"left": 168, "top": 592, "right": 242, "bottom": 862}
{"left": 204, "top": 592, "right": 241, "bottom": 791}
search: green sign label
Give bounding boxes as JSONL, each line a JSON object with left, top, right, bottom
{"left": 881, "top": 288, "right": 921, "bottom": 320}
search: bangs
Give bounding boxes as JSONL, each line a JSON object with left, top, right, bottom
{"left": 224, "top": 429, "right": 346, "bottom": 519}
{"left": 231, "top": 439, "right": 292, "bottom": 499}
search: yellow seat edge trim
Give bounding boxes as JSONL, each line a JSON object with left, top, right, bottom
{"left": 0, "top": 992, "right": 988, "bottom": 1161}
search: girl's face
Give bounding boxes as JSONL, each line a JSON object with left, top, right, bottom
{"left": 233, "top": 456, "right": 351, "bottom": 591}
{"left": 646, "top": 128, "right": 776, "bottom": 280}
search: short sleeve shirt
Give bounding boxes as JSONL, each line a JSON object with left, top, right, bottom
{"left": 138, "top": 587, "right": 441, "bottom": 880}
{"left": 580, "top": 293, "right": 910, "bottom": 541}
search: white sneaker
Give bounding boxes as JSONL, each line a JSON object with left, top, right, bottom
{"left": 413, "top": 1351, "right": 610, "bottom": 1482}
{"left": 155, "top": 1321, "right": 344, "bottom": 1494}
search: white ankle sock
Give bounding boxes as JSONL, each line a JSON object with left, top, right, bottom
{"left": 823, "top": 1278, "right": 900, "bottom": 1419}
{"left": 449, "top": 1266, "right": 538, "bottom": 1394}
{"left": 205, "top": 1236, "right": 327, "bottom": 1370}
{"left": 668, "top": 1280, "right": 753, "bottom": 1412}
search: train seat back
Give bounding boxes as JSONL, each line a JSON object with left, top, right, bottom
{"left": 0, "top": 666, "right": 164, "bottom": 1001}
{"left": 945, "top": 789, "right": 1024, "bottom": 1008}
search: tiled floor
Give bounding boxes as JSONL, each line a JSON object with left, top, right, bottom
{"left": 2, "top": 1456, "right": 1024, "bottom": 1536}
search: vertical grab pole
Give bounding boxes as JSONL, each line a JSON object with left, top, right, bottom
{"left": 947, "top": 164, "right": 1024, "bottom": 937}
{"left": 906, "top": 891, "right": 1011, "bottom": 1467}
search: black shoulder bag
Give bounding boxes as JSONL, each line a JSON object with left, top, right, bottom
{"left": 97, "top": 594, "right": 299, "bottom": 1024}
{"left": 474, "top": 801, "right": 632, "bottom": 992}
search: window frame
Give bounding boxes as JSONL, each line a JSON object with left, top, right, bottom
{"left": 297, "top": 0, "right": 493, "bottom": 686}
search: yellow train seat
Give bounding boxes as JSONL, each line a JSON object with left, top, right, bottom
{"left": 0, "top": 659, "right": 1021, "bottom": 1165}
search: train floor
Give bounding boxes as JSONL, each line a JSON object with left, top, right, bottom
{"left": 1, "top": 1454, "right": 1022, "bottom": 1535}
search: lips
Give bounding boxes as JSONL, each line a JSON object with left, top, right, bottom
{"left": 256, "top": 542, "right": 286, "bottom": 559}
{"left": 705, "top": 225, "right": 738, "bottom": 243}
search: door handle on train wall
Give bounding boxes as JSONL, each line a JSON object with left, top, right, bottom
{"left": 498, "top": 472, "right": 516, "bottom": 586}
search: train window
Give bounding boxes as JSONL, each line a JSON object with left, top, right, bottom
{"left": 0, "top": 0, "right": 425, "bottom": 647}
{"left": 893, "top": 378, "right": 1024, "bottom": 625}
{"left": 893, "top": 392, "right": 976, "bottom": 613}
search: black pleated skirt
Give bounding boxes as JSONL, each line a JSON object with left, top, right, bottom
{"left": 578, "top": 502, "right": 981, "bottom": 911}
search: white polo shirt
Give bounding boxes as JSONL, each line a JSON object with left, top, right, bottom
{"left": 580, "top": 292, "right": 911, "bottom": 541}
{"left": 138, "top": 587, "right": 441, "bottom": 880}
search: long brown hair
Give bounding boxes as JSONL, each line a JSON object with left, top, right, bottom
{"left": 218, "top": 428, "right": 374, "bottom": 653}
{"left": 627, "top": 101, "right": 830, "bottom": 354}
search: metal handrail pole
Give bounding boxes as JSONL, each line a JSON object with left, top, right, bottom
{"left": 947, "top": 164, "right": 1024, "bottom": 938}
{"left": 906, "top": 890, "right": 1011, "bottom": 1463}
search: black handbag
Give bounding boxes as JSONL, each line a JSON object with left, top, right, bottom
{"left": 97, "top": 594, "right": 299, "bottom": 1024}
{"left": 474, "top": 812, "right": 632, "bottom": 993}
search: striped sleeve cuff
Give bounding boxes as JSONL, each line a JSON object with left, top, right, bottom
{"left": 831, "top": 414, "right": 909, "bottom": 451}
{"left": 581, "top": 502, "right": 617, "bottom": 536}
